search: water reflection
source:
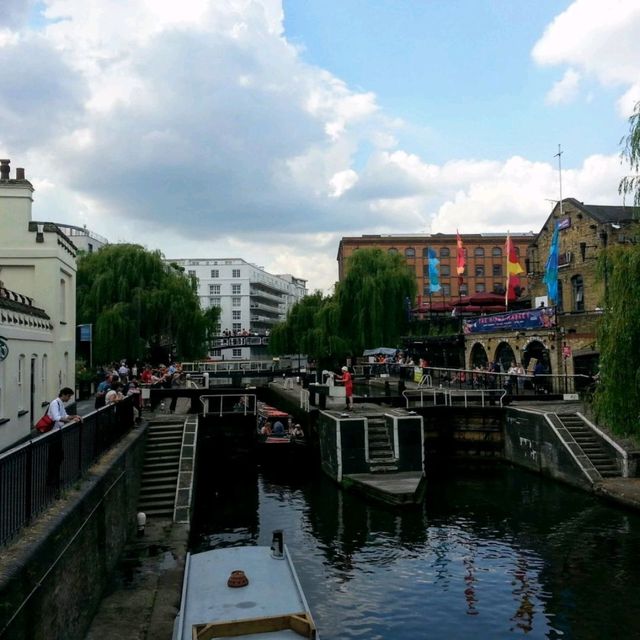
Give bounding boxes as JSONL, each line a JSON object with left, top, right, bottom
{"left": 191, "top": 462, "right": 640, "bottom": 639}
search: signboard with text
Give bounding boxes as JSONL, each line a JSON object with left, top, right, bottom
{"left": 463, "top": 307, "right": 556, "bottom": 334}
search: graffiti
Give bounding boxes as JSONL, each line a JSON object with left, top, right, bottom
{"left": 518, "top": 436, "right": 538, "bottom": 462}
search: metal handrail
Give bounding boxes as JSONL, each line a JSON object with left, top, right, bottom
{"left": 0, "top": 397, "right": 135, "bottom": 548}
{"left": 199, "top": 393, "right": 258, "bottom": 417}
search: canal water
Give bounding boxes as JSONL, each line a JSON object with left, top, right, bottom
{"left": 192, "top": 463, "right": 640, "bottom": 640}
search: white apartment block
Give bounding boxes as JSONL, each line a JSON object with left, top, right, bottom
{"left": 169, "top": 258, "right": 307, "bottom": 360}
{"left": 55, "top": 224, "right": 108, "bottom": 254}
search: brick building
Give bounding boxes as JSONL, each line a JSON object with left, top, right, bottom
{"left": 525, "top": 198, "right": 640, "bottom": 378}
{"left": 337, "top": 232, "right": 535, "bottom": 304}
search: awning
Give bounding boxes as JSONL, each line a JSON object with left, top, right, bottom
{"left": 363, "top": 347, "right": 398, "bottom": 356}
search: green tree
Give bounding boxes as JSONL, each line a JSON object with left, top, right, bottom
{"left": 77, "top": 244, "right": 219, "bottom": 364}
{"left": 594, "top": 245, "right": 640, "bottom": 437}
{"left": 619, "top": 100, "right": 640, "bottom": 210}
{"left": 335, "top": 248, "right": 416, "bottom": 354}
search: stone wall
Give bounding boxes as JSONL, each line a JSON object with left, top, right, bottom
{"left": 0, "top": 427, "right": 146, "bottom": 640}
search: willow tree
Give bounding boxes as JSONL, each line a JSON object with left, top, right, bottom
{"left": 594, "top": 245, "right": 640, "bottom": 437}
{"left": 270, "top": 292, "right": 349, "bottom": 365}
{"left": 335, "top": 248, "right": 416, "bottom": 354}
{"left": 77, "top": 244, "right": 218, "bottom": 363}
{"left": 619, "top": 100, "right": 640, "bottom": 210}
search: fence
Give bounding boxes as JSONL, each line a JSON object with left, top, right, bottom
{"left": 0, "top": 397, "right": 134, "bottom": 547}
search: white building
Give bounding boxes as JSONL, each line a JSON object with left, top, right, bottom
{"left": 0, "top": 160, "right": 77, "bottom": 450}
{"left": 55, "top": 224, "right": 108, "bottom": 254}
{"left": 168, "top": 257, "right": 307, "bottom": 360}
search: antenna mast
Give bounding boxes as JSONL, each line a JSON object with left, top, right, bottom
{"left": 554, "top": 144, "right": 563, "bottom": 216}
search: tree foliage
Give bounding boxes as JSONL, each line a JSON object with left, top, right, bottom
{"left": 77, "top": 244, "right": 219, "bottom": 364}
{"left": 619, "top": 100, "right": 640, "bottom": 211}
{"left": 594, "top": 245, "right": 640, "bottom": 437}
{"left": 335, "top": 248, "right": 416, "bottom": 354}
{"left": 270, "top": 249, "right": 415, "bottom": 366}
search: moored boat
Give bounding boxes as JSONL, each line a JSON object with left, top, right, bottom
{"left": 256, "top": 402, "right": 307, "bottom": 461}
{"left": 173, "top": 532, "right": 318, "bottom": 639}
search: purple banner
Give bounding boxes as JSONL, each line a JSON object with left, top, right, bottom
{"left": 463, "top": 307, "right": 556, "bottom": 334}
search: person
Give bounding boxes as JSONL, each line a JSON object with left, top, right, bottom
{"left": 94, "top": 374, "right": 114, "bottom": 409}
{"left": 46, "top": 388, "right": 81, "bottom": 490}
{"left": 233, "top": 397, "right": 247, "bottom": 412}
{"left": 48, "top": 387, "right": 82, "bottom": 430}
{"left": 291, "top": 424, "right": 304, "bottom": 438}
{"left": 336, "top": 365, "right": 354, "bottom": 410}
{"left": 261, "top": 421, "right": 272, "bottom": 435}
{"left": 126, "top": 379, "right": 142, "bottom": 423}
{"left": 105, "top": 382, "right": 124, "bottom": 405}
{"left": 273, "top": 420, "right": 285, "bottom": 435}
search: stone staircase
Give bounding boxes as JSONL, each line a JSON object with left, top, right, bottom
{"left": 557, "top": 413, "right": 620, "bottom": 478}
{"left": 367, "top": 418, "right": 398, "bottom": 473}
{"left": 138, "top": 419, "right": 185, "bottom": 518}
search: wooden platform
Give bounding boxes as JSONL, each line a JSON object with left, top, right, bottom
{"left": 343, "top": 471, "right": 426, "bottom": 506}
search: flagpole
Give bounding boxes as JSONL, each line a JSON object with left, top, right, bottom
{"left": 505, "top": 231, "right": 510, "bottom": 312}
{"left": 554, "top": 144, "right": 563, "bottom": 218}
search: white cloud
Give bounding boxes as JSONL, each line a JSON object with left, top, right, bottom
{"left": 0, "top": 1, "right": 632, "bottom": 294}
{"left": 533, "top": 0, "right": 640, "bottom": 115}
{"left": 545, "top": 68, "right": 581, "bottom": 105}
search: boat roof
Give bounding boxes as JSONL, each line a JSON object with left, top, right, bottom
{"left": 175, "top": 545, "right": 315, "bottom": 640}
{"left": 258, "top": 403, "right": 290, "bottom": 419}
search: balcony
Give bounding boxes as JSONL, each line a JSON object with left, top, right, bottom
{"left": 249, "top": 286, "right": 284, "bottom": 304}
{"left": 250, "top": 301, "right": 282, "bottom": 316}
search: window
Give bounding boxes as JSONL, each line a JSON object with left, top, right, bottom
{"left": 232, "top": 269, "right": 241, "bottom": 278}
{"left": 475, "top": 265, "right": 485, "bottom": 277}
{"left": 441, "top": 284, "right": 451, "bottom": 296}
{"left": 441, "top": 264, "right": 451, "bottom": 277}
{"left": 492, "top": 247, "right": 502, "bottom": 257}
{"left": 60, "top": 278, "right": 66, "bottom": 322}
{"left": 211, "top": 269, "right": 219, "bottom": 278}
{"left": 232, "top": 323, "right": 242, "bottom": 333}
{"left": 188, "top": 270, "right": 196, "bottom": 277}
{"left": 209, "top": 284, "right": 220, "bottom": 295}
{"left": 493, "top": 283, "right": 505, "bottom": 294}
{"left": 405, "top": 247, "right": 415, "bottom": 258}
{"left": 557, "top": 281, "right": 564, "bottom": 313}
{"left": 423, "top": 285, "right": 431, "bottom": 296}
{"left": 212, "top": 348, "right": 221, "bottom": 357}
{"left": 440, "top": 247, "right": 450, "bottom": 258}
{"left": 388, "top": 248, "right": 398, "bottom": 255}
{"left": 459, "top": 283, "right": 468, "bottom": 296}
{"left": 475, "top": 282, "right": 486, "bottom": 293}
{"left": 571, "top": 275, "right": 584, "bottom": 311}
{"left": 209, "top": 297, "right": 221, "bottom": 307}
{"left": 232, "top": 348, "right": 242, "bottom": 358}
{"left": 232, "top": 297, "right": 241, "bottom": 307}
{"left": 423, "top": 248, "right": 430, "bottom": 258}
{"left": 474, "top": 247, "right": 485, "bottom": 257}
{"left": 492, "top": 264, "right": 502, "bottom": 277}
{"left": 232, "top": 284, "right": 241, "bottom": 295}
{"left": 232, "top": 310, "right": 241, "bottom": 320}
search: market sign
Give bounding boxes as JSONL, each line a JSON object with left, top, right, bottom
{"left": 463, "top": 307, "right": 556, "bottom": 334}
{"left": 558, "top": 217, "right": 571, "bottom": 231}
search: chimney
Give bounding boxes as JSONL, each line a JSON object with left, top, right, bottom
{"left": 16, "top": 167, "right": 25, "bottom": 180}
{"left": 0, "top": 159, "right": 9, "bottom": 181}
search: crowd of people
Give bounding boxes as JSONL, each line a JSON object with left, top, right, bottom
{"left": 94, "top": 361, "right": 186, "bottom": 418}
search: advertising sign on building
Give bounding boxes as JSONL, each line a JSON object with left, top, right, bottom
{"left": 463, "top": 307, "right": 556, "bottom": 334}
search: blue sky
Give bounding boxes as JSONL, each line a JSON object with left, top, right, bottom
{"left": 283, "top": 0, "right": 621, "bottom": 166}
{"left": 1, "top": 0, "right": 639, "bottom": 292}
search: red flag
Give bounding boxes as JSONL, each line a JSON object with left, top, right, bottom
{"left": 456, "top": 230, "right": 465, "bottom": 276}
{"left": 505, "top": 233, "right": 525, "bottom": 303}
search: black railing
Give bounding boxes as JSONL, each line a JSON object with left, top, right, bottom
{"left": 0, "top": 397, "right": 135, "bottom": 547}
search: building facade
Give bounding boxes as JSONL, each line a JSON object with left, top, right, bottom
{"left": 54, "top": 224, "right": 108, "bottom": 254}
{"left": 168, "top": 257, "right": 307, "bottom": 360}
{"left": 0, "top": 160, "right": 78, "bottom": 450}
{"left": 337, "top": 232, "right": 534, "bottom": 304}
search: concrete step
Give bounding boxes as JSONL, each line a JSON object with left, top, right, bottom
{"left": 140, "top": 483, "right": 177, "bottom": 495}
{"left": 138, "top": 491, "right": 176, "bottom": 504}
{"left": 141, "top": 475, "right": 178, "bottom": 487}
{"left": 369, "top": 465, "right": 399, "bottom": 473}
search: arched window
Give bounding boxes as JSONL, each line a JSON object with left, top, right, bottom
{"left": 405, "top": 247, "right": 415, "bottom": 258}
{"left": 422, "top": 248, "right": 430, "bottom": 258}
{"left": 571, "top": 275, "right": 584, "bottom": 311}
{"left": 474, "top": 247, "right": 485, "bottom": 257}
{"left": 557, "top": 280, "right": 564, "bottom": 313}
{"left": 440, "top": 247, "right": 450, "bottom": 258}
{"left": 388, "top": 248, "right": 398, "bottom": 255}
{"left": 492, "top": 247, "right": 502, "bottom": 257}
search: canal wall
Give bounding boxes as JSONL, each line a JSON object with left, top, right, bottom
{"left": 0, "top": 427, "right": 146, "bottom": 640}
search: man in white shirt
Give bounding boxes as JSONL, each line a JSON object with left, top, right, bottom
{"left": 48, "top": 387, "right": 82, "bottom": 430}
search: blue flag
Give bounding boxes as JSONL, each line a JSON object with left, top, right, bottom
{"left": 543, "top": 223, "right": 559, "bottom": 303}
{"left": 428, "top": 248, "right": 441, "bottom": 293}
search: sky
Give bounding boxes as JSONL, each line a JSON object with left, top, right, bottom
{"left": 1, "top": 0, "right": 639, "bottom": 293}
